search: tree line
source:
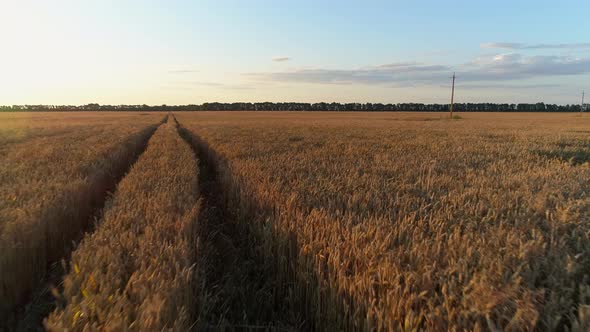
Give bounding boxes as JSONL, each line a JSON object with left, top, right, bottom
{"left": 0, "top": 102, "right": 586, "bottom": 112}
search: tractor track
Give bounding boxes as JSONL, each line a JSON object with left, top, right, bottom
{"left": 4, "top": 116, "right": 168, "bottom": 332}
{"left": 178, "top": 124, "right": 301, "bottom": 331}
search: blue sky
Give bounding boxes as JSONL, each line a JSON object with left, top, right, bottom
{"left": 1, "top": 0, "right": 589, "bottom": 105}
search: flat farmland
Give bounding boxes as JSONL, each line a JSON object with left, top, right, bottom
{"left": 177, "top": 111, "right": 590, "bottom": 331}
{"left": 0, "top": 112, "right": 164, "bottom": 327}
{"left": 0, "top": 112, "right": 161, "bottom": 145}
{"left": 2, "top": 111, "right": 590, "bottom": 331}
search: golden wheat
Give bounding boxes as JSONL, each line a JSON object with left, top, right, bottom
{"left": 4, "top": 111, "right": 590, "bottom": 331}
{"left": 45, "top": 116, "right": 200, "bottom": 331}
{"left": 177, "top": 111, "right": 590, "bottom": 331}
{"left": 0, "top": 112, "right": 163, "bottom": 324}
{"left": 0, "top": 112, "right": 161, "bottom": 145}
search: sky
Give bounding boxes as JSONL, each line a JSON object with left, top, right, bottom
{"left": 1, "top": 0, "right": 589, "bottom": 105}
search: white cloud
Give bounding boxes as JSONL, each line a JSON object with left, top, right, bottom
{"left": 272, "top": 56, "right": 291, "bottom": 62}
{"left": 168, "top": 69, "right": 199, "bottom": 74}
{"left": 247, "top": 54, "right": 590, "bottom": 86}
{"left": 168, "top": 81, "right": 255, "bottom": 90}
{"left": 481, "top": 42, "right": 590, "bottom": 50}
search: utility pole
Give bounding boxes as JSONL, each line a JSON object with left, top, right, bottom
{"left": 450, "top": 72, "right": 456, "bottom": 118}
{"left": 582, "top": 90, "right": 585, "bottom": 112}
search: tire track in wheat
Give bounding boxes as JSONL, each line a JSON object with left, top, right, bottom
{"left": 178, "top": 123, "right": 301, "bottom": 331}
{"left": 4, "top": 116, "right": 167, "bottom": 331}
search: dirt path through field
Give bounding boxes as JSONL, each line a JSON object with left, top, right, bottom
{"left": 178, "top": 123, "right": 301, "bottom": 331}
{"left": 9, "top": 116, "right": 168, "bottom": 332}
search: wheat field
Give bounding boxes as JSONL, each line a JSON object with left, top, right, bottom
{"left": 1, "top": 111, "right": 590, "bottom": 331}
{"left": 46, "top": 116, "right": 200, "bottom": 331}
{"left": 177, "top": 111, "right": 590, "bottom": 331}
{"left": 0, "top": 112, "right": 164, "bottom": 327}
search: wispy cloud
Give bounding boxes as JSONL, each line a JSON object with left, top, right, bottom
{"left": 168, "top": 69, "right": 199, "bottom": 74}
{"left": 187, "top": 81, "right": 224, "bottom": 87}
{"left": 272, "top": 56, "right": 291, "bottom": 62}
{"left": 170, "top": 81, "right": 255, "bottom": 90}
{"left": 462, "top": 54, "right": 590, "bottom": 80}
{"left": 246, "top": 62, "right": 451, "bottom": 85}
{"left": 449, "top": 83, "right": 561, "bottom": 90}
{"left": 481, "top": 42, "right": 590, "bottom": 50}
{"left": 246, "top": 53, "right": 590, "bottom": 86}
